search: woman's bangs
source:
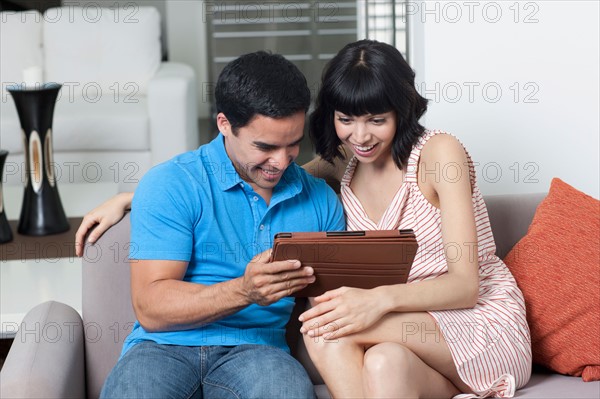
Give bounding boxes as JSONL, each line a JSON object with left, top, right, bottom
{"left": 329, "top": 68, "right": 392, "bottom": 116}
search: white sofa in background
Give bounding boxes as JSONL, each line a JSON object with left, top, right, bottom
{"left": 0, "top": 7, "right": 199, "bottom": 191}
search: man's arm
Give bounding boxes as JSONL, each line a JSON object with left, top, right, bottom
{"left": 130, "top": 251, "right": 316, "bottom": 332}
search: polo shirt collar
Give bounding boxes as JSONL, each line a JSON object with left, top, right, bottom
{"left": 273, "top": 162, "right": 302, "bottom": 199}
{"left": 206, "top": 133, "right": 303, "bottom": 198}
{"left": 205, "top": 134, "right": 243, "bottom": 191}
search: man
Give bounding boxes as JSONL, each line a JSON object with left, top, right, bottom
{"left": 100, "top": 51, "right": 345, "bottom": 398}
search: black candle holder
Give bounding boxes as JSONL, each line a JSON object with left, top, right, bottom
{"left": 7, "top": 83, "right": 69, "bottom": 236}
{"left": 0, "top": 149, "right": 13, "bottom": 243}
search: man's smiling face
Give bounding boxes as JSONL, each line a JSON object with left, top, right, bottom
{"left": 218, "top": 111, "right": 305, "bottom": 195}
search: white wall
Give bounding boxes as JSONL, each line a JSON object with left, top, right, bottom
{"left": 409, "top": 0, "right": 599, "bottom": 197}
{"left": 162, "top": 1, "right": 599, "bottom": 197}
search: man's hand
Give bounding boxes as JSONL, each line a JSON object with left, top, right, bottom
{"left": 240, "top": 249, "right": 315, "bottom": 305}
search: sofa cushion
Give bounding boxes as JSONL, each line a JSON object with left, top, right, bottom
{"left": 43, "top": 6, "right": 161, "bottom": 95}
{"left": 515, "top": 371, "right": 600, "bottom": 398}
{"left": 0, "top": 10, "right": 43, "bottom": 92}
{"left": 504, "top": 178, "right": 600, "bottom": 381}
{"left": 0, "top": 95, "right": 149, "bottom": 153}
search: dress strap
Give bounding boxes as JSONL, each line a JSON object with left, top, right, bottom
{"left": 340, "top": 156, "right": 358, "bottom": 189}
{"left": 404, "top": 130, "right": 478, "bottom": 188}
{"left": 404, "top": 130, "right": 438, "bottom": 183}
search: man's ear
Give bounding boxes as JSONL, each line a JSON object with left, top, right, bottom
{"left": 216, "top": 113, "right": 232, "bottom": 137}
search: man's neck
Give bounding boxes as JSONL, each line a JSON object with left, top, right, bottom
{"left": 250, "top": 184, "right": 273, "bottom": 206}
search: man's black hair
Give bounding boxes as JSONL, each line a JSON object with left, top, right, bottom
{"left": 215, "top": 51, "right": 311, "bottom": 132}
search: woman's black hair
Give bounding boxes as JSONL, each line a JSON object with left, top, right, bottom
{"left": 309, "top": 40, "right": 428, "bottom": 169}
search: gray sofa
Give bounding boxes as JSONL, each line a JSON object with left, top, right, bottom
{"left": 1, "top": 193, "right": 599, "bottom": 398}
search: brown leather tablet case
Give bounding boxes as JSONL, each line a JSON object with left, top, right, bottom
{"left": 271, "top": 230, "right": 418, "bottom": 297}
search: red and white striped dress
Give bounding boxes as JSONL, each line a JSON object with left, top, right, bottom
{"left": 341, "top": 130, "right": 532, "bottom": 398}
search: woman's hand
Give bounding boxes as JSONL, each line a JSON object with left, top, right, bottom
{"left": 298, "top": 286, "right": 388, "bottom": 339}
{"left": 75, "top": 192, "right": 134, "bottom": 257}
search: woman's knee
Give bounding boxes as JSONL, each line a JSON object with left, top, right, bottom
{"left": 363, "top": 343, "right": 413, "bottom": 381}
{"left": 302, "top": 332, "right": 359, "bottom": 367}
{"left": 362, "top": 343, "right": 419, "bottom": 397}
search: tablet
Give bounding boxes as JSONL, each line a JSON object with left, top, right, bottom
{"left": 270, "top": 229, "right": 418, "bottom": 297}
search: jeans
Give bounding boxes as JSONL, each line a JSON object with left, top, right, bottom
{"left": 100, "top": 342, "right": 315, "bottom": 399}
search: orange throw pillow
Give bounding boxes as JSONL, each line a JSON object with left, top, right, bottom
{"left": 504, "top": 178, "right": 600, "bottom": 381}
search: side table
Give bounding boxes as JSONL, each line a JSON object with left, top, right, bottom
{"left": 0, "top": 218, "right": 82, "bottom": 339}
{"left": 0, "top": 182, "right": 119, "bottom": 339}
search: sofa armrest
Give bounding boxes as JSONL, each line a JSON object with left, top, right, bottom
{"left": 82, "top": 213, "right": 136, "bottom": 399}
{"left": 0, "top": 301, "right": 85, "bottom": 398}
{"left": 147, "top": 62, "right": 199, "bottom": 166}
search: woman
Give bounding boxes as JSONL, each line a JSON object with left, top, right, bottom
{"left": 297, "top": 40, "right": 531, "bottom": 398}
{"left": 75, "top": 40, "right": 532, "bottom": 398}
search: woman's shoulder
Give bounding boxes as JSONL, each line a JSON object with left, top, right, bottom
{"left": 417, "top": 131, "right": 474, "bottom": 196}
{"left": 419, "top": 131, "right": 469, "bottom": 164}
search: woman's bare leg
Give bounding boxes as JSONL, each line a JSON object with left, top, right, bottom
{"left": 302, "top": 328, "right": 365, "bottom": 397}
{"left": 303, "top": 311, "right": 474, "bottom": 398}
{"left": 362, "top": 342, "right": 459, "bottom": 398}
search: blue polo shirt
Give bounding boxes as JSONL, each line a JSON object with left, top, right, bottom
{"left": 121, "top": 134, "right": 345, "bottom": 355}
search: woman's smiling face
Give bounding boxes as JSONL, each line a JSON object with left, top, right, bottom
{"left": 334, "top": 110, "right": 397, "bottom": 165}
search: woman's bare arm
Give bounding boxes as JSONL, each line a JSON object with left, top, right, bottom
{"left": 75, "top": 192, "right": 134, "bottom": 256}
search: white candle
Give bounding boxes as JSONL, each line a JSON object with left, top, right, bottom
{"left": 23, "top": 66, "right": 43, "bottom": 89}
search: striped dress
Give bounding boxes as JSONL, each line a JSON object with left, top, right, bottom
{"left": 341, "top": 130, "right": 532, "bottom": 398}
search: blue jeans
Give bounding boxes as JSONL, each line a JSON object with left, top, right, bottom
{"left": 100, "top": 342, "right": 315, "bottom": 398}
